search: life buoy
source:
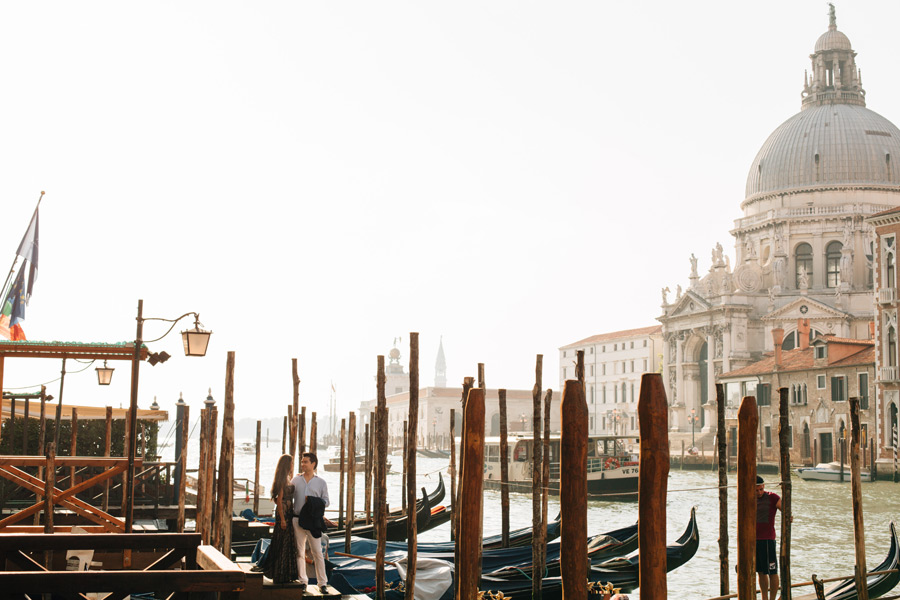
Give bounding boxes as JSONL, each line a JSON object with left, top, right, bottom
{"left": 604, "top": 457, "right": 620, "bottom": 470}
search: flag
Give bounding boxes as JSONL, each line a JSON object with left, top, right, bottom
{"left": 15, "top": 208, "right": 38, "bottom": 304}
{"left": 5, "top": 264, "right": 26, "bottom": 341}
{"left": 0, "top": 296, "right": 10, "bottom": 340}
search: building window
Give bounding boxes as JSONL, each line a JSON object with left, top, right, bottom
{"left": 826, "top": 241, "right": 843, "bottom": 288}
{"left": 589, "top": 347, "right": 594, "bottom": 354}
{"left": 590, "top": 385, "right": 595, "bottom": 404}
{"left": 614, "top": 386, "right": 618, "bottom": 403}
{"left": 817, "top": 374, "right": 826, "bottom": 389}
{"left": 614, "top": 344, "right": 617, "bottom": 351}
{"left": 590, "top": 416, "right": 595, "bottom": 431}
{"left": 602, "top": 363, "right": 606, "bottom": 376}
{"left": 631, "top": 383, "right": 635, "bottom": 402}
{"left": 602, "top": 345, "right": 606, "bottom": 352}
{"left": 757, "top": 383, "right": 771, "bottom": 406}
{"left": 563, "top": 351, "right": 567, "bottom": 357}
{"left": 831, "top": 376, "right": 848, "bottom": 402}
{"left": 858, "top": 372, "right": 869, "bottom": 409}
{"left": 644, "top": 340, "right": 648, "bottom": 347}
{"left": 764, "top": 425, "right": 772, "bottom": 448}
{"left": 815, "top": 345, "right": 827, "bottom": 359}
{"left": 884, "top": 236, "right": 896, "bottom": 289}
{"left": 889, "top": 326, "right": 898, "bottom": 368}
{"left": 590, "top": 365, "right": 594, "bottom": 377}
{"left": 796, "top": 242, "right": 813, "bottom": 287}
{"left": 643, "top": 358, "right": 648, "bottom": 371}
{"left": 786, "top": 425, "right": 793, "bottom": 448}
{"left": 621, "top": 383, "right": 627, "bottom": 404}
{"left": 631, "top": 341, "right": 635, "bottom": 349}
{"left": 630, "top": 360, "right": 635, "bottom": 373}
{"left": 602, "top": 386, "right": 607, "bottom": 403}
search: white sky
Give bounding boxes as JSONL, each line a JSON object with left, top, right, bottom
{"left": 2, "top": 1, "right": 898, "bottom": 422}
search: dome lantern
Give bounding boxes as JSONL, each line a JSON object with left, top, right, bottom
{"left": 802, "top": 3, "right": 865, "bottom": 110}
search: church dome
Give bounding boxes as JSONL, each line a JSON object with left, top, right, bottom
{"left": 744, "top": 103, "right": 900, "bottom": 202}
{"left": 742, "top": 7, "right": 900, "bottom": 208}
{"left": 814, "top": 28, "right": 851, "bottom": 52}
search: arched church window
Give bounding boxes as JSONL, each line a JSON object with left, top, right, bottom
{"left": 795, "top": 243, "right": 813, "bottom": 287}
{"left": 826, "top": 241, "right": 843, "bottom": 288}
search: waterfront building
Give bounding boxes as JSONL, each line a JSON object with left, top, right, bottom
{"left": 867, "top": 207, "right": 900, "bottom": 462}
{"left": 718, "top": 325, "right": 875, "bottom": 466}
{"left": 359, "top": 339, "right": 560, "bottom": 448}
{"left": 558, "top": 325, "right": 663, "bottom": 435}
{"left": 661, "top": 9, "right": 900, "bottom": 449}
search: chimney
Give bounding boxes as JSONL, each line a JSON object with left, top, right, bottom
{"left": 870, "top": 320, "right": 876, "bottom": 340}
{"left": 772, "top": 327, "right": 784, "bottom": 368}
{"left": 798, "top": 318, "right": 811, "bottom": 350}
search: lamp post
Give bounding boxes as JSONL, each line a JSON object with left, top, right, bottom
{"left": 125, "top": 299, "right": 211, "bottom": 532}
{"left": 432, "top": 418, "right": 437, "bottom": 450}
{"left": 690, "top": 408, "right": 697, "bottom": 449}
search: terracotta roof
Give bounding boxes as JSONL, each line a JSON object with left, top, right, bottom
{"left": 811, "top": 335, "right": 874, "bottom": 346}
{"left": 720, "top": 345, "right": 874, "bottom": 378}
{"left": 561, "top": 325, "right": 662, "bottom": 349}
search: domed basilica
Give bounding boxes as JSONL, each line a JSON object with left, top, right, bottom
{"left": 659, "top": 7, "right": 900, "bottom": 431}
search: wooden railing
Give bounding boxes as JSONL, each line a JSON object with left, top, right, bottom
{"left": 0, "top": 532, "right": 244, "bottom": 599}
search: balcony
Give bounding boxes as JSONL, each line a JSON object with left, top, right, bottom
{"left": 879, "top": 366, "right": 898, "bottom": 382}
{"left": 880, "top": 288, "right": 898, "bottom": 304}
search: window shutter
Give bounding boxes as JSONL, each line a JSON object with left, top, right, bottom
{"left": 831, "top": 377, "right": 840, "bottom": 402}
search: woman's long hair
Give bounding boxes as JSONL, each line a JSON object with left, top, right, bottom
{"left": 271, "top": 454, "right": 293, "bottom": 500}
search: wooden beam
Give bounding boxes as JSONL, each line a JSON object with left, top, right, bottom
{"left": 498, "top": 388, "right": 509, "bottom": 548}
{"left": 778, "top": 387, "right": 793, "bottom": 600}
{"left": 849, "top": 397, "right": 869, "bottom": 600}
{"left": 532, "top": 354, "right": 543, "bottom": 600}
{"left": 407, "top": 332, "right": 419, "bottom": 597}
{"left": 178, "top": 405, "right": 189, "bottom": 533}
{"left": 716, "top": 383, "right": 729, "bottom": 597}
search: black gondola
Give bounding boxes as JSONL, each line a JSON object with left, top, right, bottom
{"left": 793, "top": 521, "right": 900, "bottom": 600}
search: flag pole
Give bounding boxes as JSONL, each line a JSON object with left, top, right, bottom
{"left": 0, "top": 191, "right": 43, "bottom": 306}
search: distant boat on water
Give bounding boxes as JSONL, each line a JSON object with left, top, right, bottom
{"left": 796, "top": 461, "right": 873, "bottom": 482}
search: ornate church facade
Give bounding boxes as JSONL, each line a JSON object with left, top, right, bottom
{"left": 659, "top": 8, "right": 900, "bottom": 433}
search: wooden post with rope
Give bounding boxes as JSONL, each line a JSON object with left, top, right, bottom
{"left": 499, "top": 389, "right": 510, "bottom": 548}
{"left": 375, "top": 356, "right": 387, "bottom": 600}
{"left": 407, "top": 332, "right": 419, "bottom": 596}
{"left": 532, "top": 354, "right": 543, "bottom": 600}
{"left": 345, "top": 411, "right": 357, "bottom": 555}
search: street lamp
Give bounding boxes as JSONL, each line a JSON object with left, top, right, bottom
{"left": 95, "top": 360, "right": 114, "bottom": 386}
{"left": 690, "top": 408, "right": 698, "bottom": 449}
{"left": 125, "top": 299, "right": 211, "bottom": 533}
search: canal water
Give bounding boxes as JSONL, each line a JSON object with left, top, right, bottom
{"left": 164, "top": 436, "right": 900, "bottom": 599}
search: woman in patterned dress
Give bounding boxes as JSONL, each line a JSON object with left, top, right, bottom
{"left": 264, "top": 454, "right": 299, "bottom": 583}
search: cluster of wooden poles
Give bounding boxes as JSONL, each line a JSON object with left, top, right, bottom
{"left": 713, "top": 383, "right": 882, "bottom": 600}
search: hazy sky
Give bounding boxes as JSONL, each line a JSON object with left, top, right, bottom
{"left": 2, "top": 1, "right": 898, "bottom": 423}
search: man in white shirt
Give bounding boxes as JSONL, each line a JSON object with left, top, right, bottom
{"left": 291, "top": 452, "right": 330, "bottom": 591}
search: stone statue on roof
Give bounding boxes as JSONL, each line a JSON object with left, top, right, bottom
{"left": 829, "top": 3, "right": 836, "bottom": 28}
{"left": 690, "top": 253, "right": 698, "bottom": 278}
{"left": 661, "top": 286, "right": 670, "bottom": 305}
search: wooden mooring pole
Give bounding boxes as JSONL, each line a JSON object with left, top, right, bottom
{"left": 407, "top": 332, "right": 419, "bottom": 596}
{"left": 309, "top": 411, "right": 317, "bottom": 455}
{"left": 541, "top": 388, "right": 551, "bottom": 583}
{"left": 197, "top": 407, "right": 209, "bottom": 542}
{"left": 375, "top": 356, "right": 387, "bottom": 600}
{"left": 178, "top": 405, "right": 190, "bottom": 533}
{"left": 778, "top": 387, "right": 792, "bottom": 600}
{"left": 560, "top": 379, "right": 587, "bottom": 599}
{"left": 281, "top": 414, "right": 287, "bottom": 455}
{"left": 254, "top": 420, "right": 261, "bottom": 516}
{"left": 498, "top": 388, "right": 510, "bottom": 548}
{"left": 291, "top": 359, "right": 300, "bottom": 460}
{"left": 339, "top": 418, "right": 346, "bottom": 529}
{"left": 364, "top": 420, "right": 372, "bottom": 524}
{"left": 532, "top": 354, "right": 543, "bottom": 600}
{"left": 716, "top": 383, "right": 729, "bottom": 596}
{"left": 849, "top": 397, "right": 869, "bottom": 600}
{"left": 402, "top": 421, "right": 408, "bottom": 514}
{"left": 456, "top": 387, "right": 485, "bottom": 600}
{"left": 638, "top": 373, "right": 669, "bottom": 600}
{"left": 213, "top": 351, "right": 236, "bottom": 556}
{"left": 737, "top": 395, "right": 759, "bottom": 600}
{"left": 299, "top": 406, "right": 307, "bottom": 459}
{"left": 449, "top": 407, "right": 456, "bottom": 541}
{"left": 345, "top": 411, "right": 356, "bottom": 555}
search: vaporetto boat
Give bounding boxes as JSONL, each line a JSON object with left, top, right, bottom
{"left": 482, "top": 434, "right": 639, "bottom": 499}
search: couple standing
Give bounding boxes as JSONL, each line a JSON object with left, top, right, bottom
{"left": 266, "top": 452, "right": 330, "bottom": 591}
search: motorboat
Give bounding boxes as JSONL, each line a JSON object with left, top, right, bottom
{"left": 796, "top": 462, "right": 873, "bottom": 482}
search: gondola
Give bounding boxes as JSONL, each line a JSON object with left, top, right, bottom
{"left": 328, "top": 513, "right": 563, "bottom": 557}
{"left": 476, "top": 507, "right": 699, "bottom": 599}
{"left": 793, "top": 521, "right": 900, "bottom": 600}
{"left": 482, "top": 521, "right": 639, "bottom": 579}
{"left": 325, "top": 476, "right": 445, "bottom": 541}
